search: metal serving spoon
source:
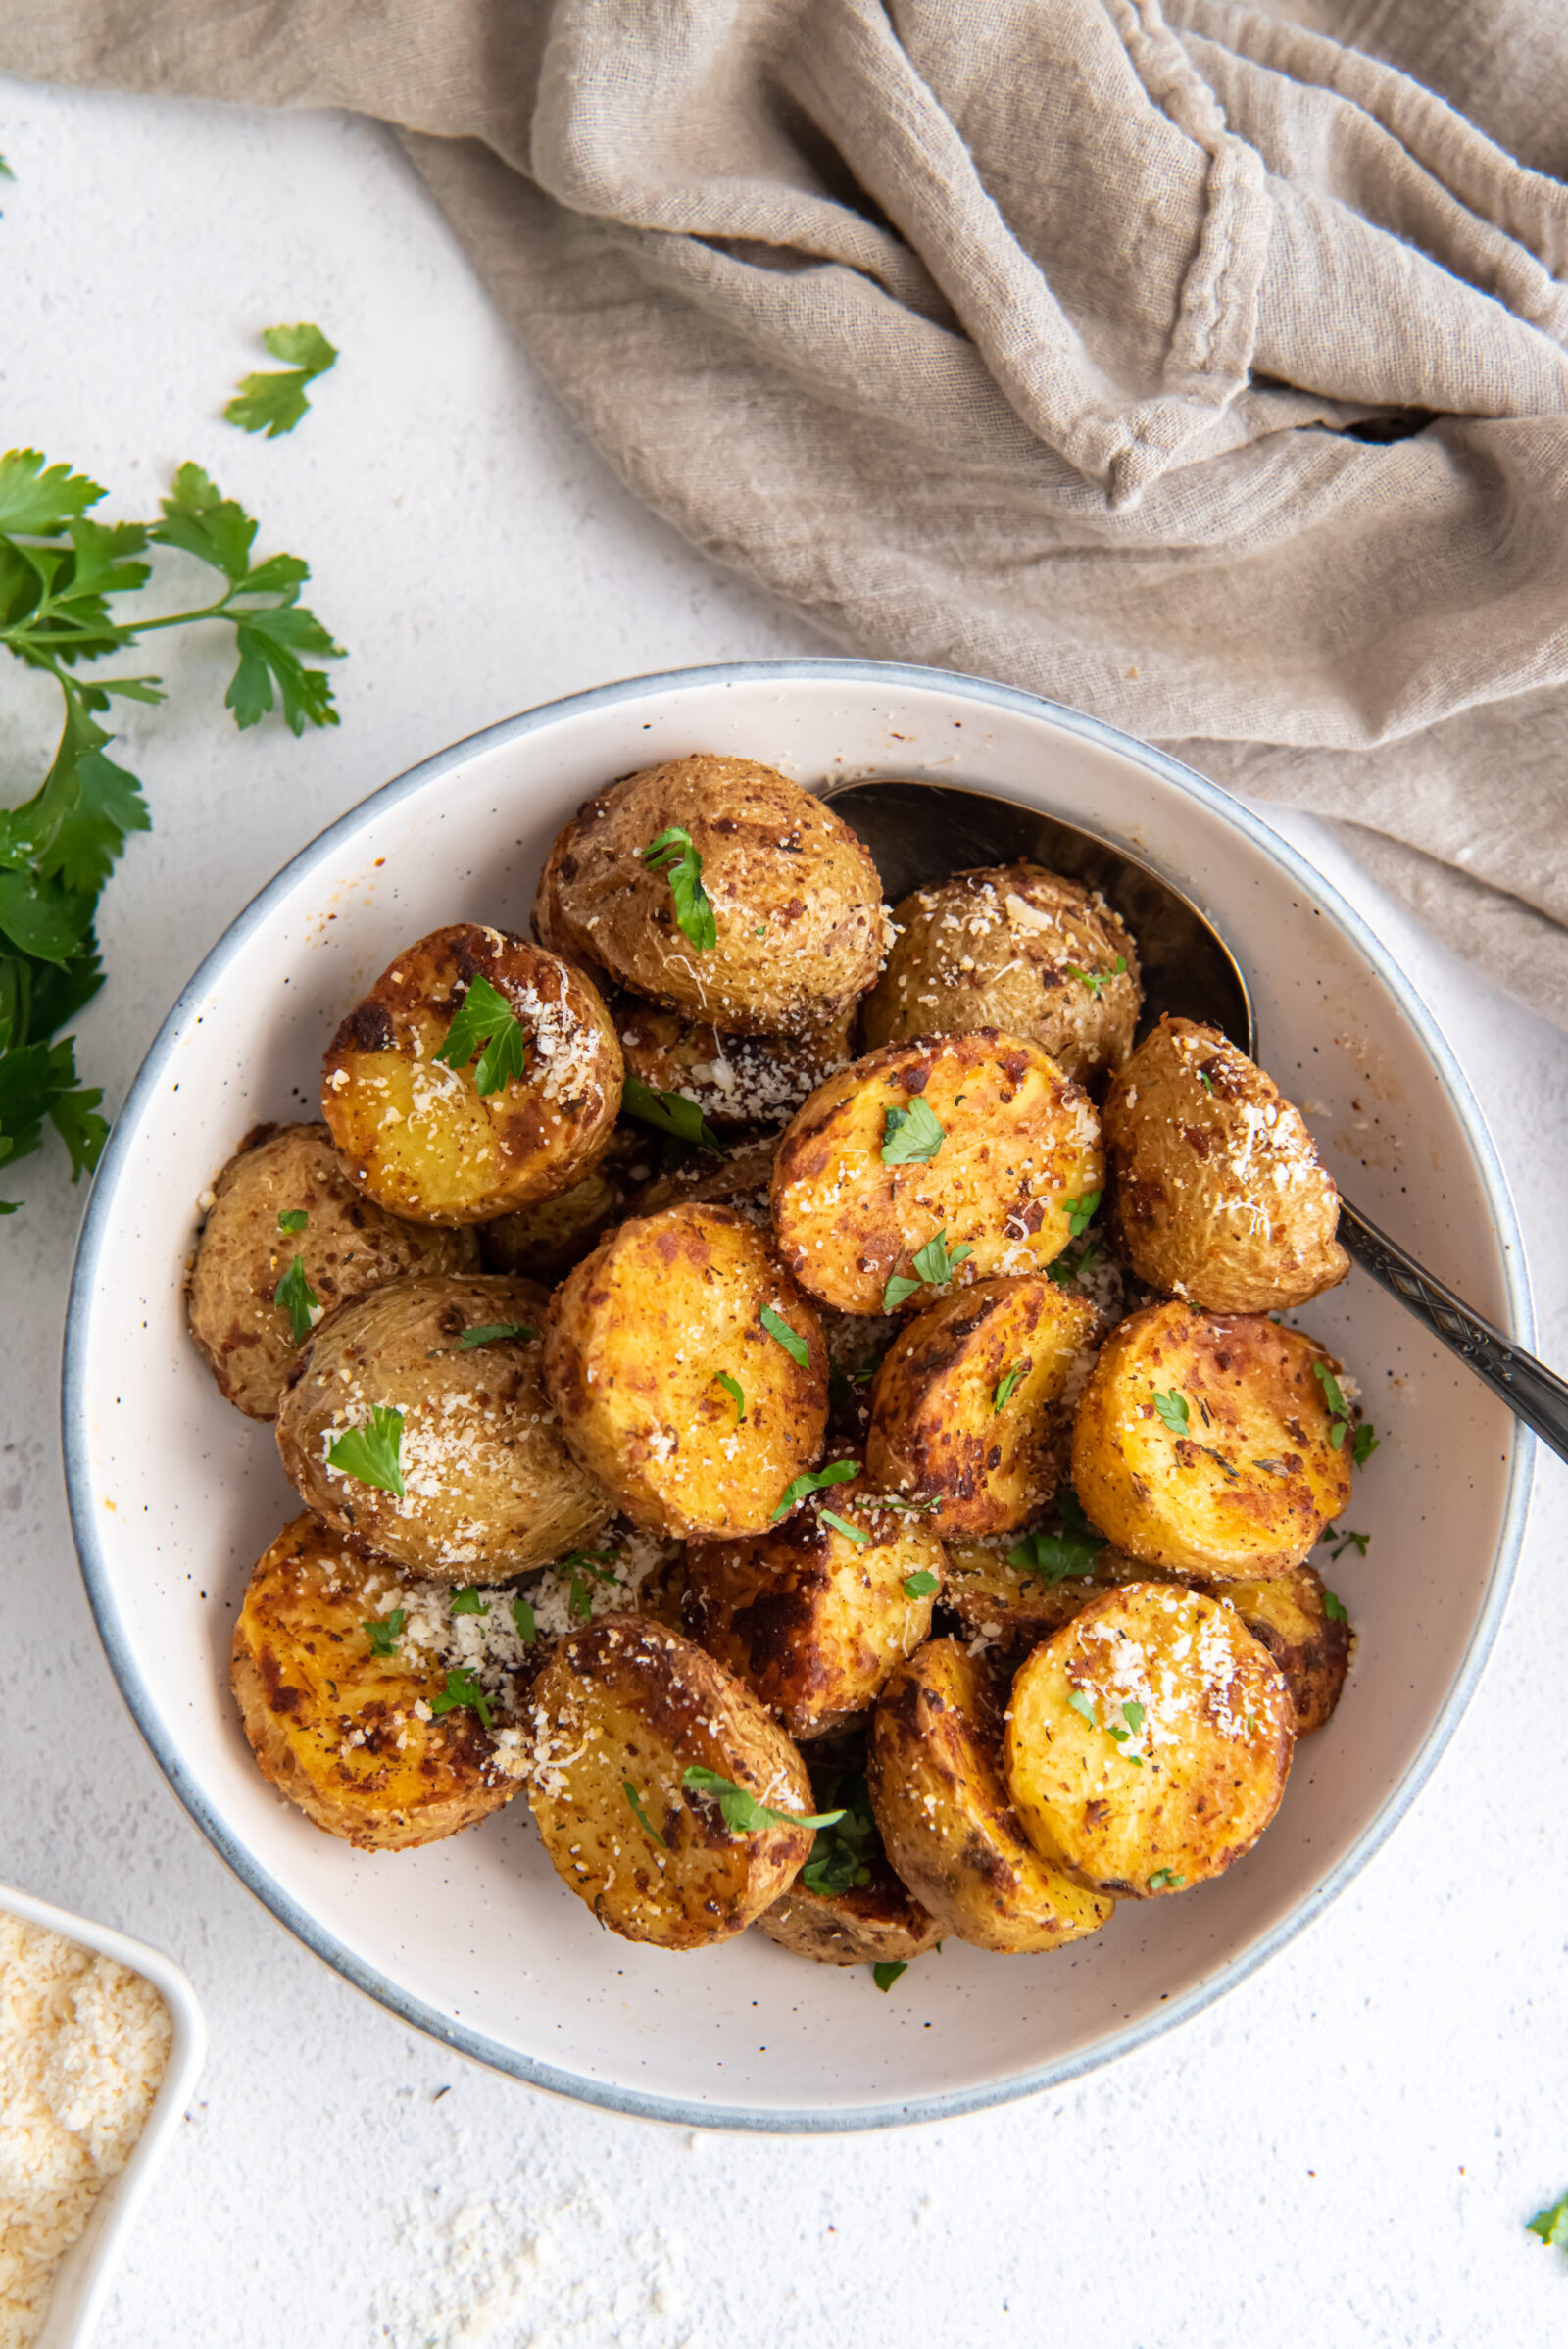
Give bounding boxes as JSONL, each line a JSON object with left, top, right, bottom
{"left": 822, "top": 774, "right": 1568, "bottom": 1467}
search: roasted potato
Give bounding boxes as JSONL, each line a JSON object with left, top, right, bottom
{"left": 868, "top": 1640, "right": 1114, "bottom": 1954}
{"left": 614, "top": 996, "right": 854, "bottom": 1131}
{"left": 758, "top": 1749, "right": 942, "bottom": 1965}
{"left": 622, "top": 1130, "right": 779, "bottom": 1220}
{"left": 1004, "top": 1583, "right": 1295, "bottom": 1896}
{"left": 275, "top": 1272, "right": 612, "bottom": 1579}
{"left": 528, "top": 1613, "right": 816, "bottom": 1948}
{"left": 1104, "top": 1016, "right": 1348, "bottom": 1311}
{"left": 866, "top": 1276, "right": 1100, "bottom": 1534}
{"left": 477, "top": 1128, "right": 643, "bottom": 1284}
{"left": 683, "top": 1479, "right": 944, "bottom": 1737}
{"left": 229, "top": 1513, "right": 529, "bottom": 1850}
{"left": 321, "top": 924, "right": 623, "bottom": 1225}
{"left": 187, "top": 1121, "right": 477, "bottom": 1419}
{"left": 532, "top": 756, "right": 891, "bottom": 1036}
{"left": 860, "top": 863, "right": 1141, "bottom": 1086}
{"left": 941, "top": 1531, "right": 1179, "bottom": 1649}
{"left": 1071, "top": 1301, "right": 1353, "bottom": 1578}
{"left": 1195, "top": 1564, "right": 1352, "bottom": 1737}
{"left": 543, "top": 1204, "right": 828, "bottom": 1539}
{"left": 771, "top": 1031, "right": 1103, "bottom": 1315}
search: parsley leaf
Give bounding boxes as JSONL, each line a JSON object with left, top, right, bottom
{"left": 1153, "top": 1389, "right": 1190, "bottom": 1435}
{"left": 820, "top": 1508, "right": 869, "bottom": 1545}
{"left": 887, "top": 1227, "right": 973, "bottom": 1307}
{"left": 1328, "top": 1525, "right": 1370, "bottom": 1559}
{"left": 429, "top": 1667, "right": 493, "bottom": 1731}
{"left": 872, "top": 1960, "right": 907, "bottom": 1992}
{"left": 1007, "top": 1486, "right": 1103, "bottom": 1584}
{"left": 327, "top": 1403, "right": 406, "bottom": 1497}
{"left": 682, "top": 1766, "right": 845, "bottom": 1835}
{"left": 802, "top": 1772, "right": 877, "bottom": 1895}
{"left": 273, "top": 1251, "right": 319, "bottom": 1345}
{"left": 1064, "top": 954, "right": 1127, "bottom": 996}
{"left": 1147, "top": 1868, "right": 1186, "bottom": 1892}
{"left": 1312, "top": 1358, "right": 1348, "bottom": 1420}
{"left": 772, "top": 1458, "right": 859, "bottom": 1521}
{"left": 641, "top": 824, "right": 717, "bottom": 951}
{"left": 883, "top": 1270, "right": 923, "bottom": 1312}
{"left": 993, "top": 1362, "right": 1024, "bottom": 1413}
{"left": 1048, "top": 1236, "right": 1103, "bottom": 1287}
{"left": 277, "top": 1206, "right": 308, "bottom": 1233}
{"left": 1527, "top": 2193, "right": 1568, "bottom": 2255}
{"left": 902, "top": 1568, "right": 939, "bottom": 1598}
{"left": 760, "top": 1303, "right": 809, "bottom": 1366}
{"left": 455, "top": 1321, "right": 534, "bottom": 1350}
{"left": 1322, "top": 1588, "right": 1349, "bottom": 1623}
{"left": 450, "top": 1587, "right": 490, "bottom": 1617}
{"left": 620, "top": 1074, "right": 725, "bottom": 1158}
{"left": 1351, "top": 1423, "right": 1380, "bottom": 1465}
{"left": 363, "top": 1609, "right": 405, "bottom": 1657}
{"left": 561, "top": 1549, "right": 619, "bottom": 1582}
{"left": 433, "top": 971, "right": 528, "bottom": 1097}
{"left": 224, "top": 323, "right": 338, "bottom": 439}
{"left": 1066, "top": 1688, "right": 1098, "bottom": 1729}
{"left": 622, "top": 1780, "right": 667, "bottom": 1848}
{"left": 1061, "top": 1188, "right": 1102, "bottom": 1239}
{"left": 881, "top": 1095, "right": 945, "bottom": 1165}
{"left": 567, "top": 1571, "right": 593, "bottom": 1623}
{"left": 714, "top": 1369, "right": 746, "bottom": 1422}
{"left": 513, "top": 1595, "right": 537, "bottom": 1644}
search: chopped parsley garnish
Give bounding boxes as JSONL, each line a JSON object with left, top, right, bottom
{"left": 1312, "top": 1358, "right": 1378, "bottom": 1461}
{"left": 760, "top": 1304, "right": 809, "bottom": 1366}
{"left": 820, "top": 1508, "right": 869, "bottom": 1545}
{"left": 902, "top": 1568, "right": 939, "bottom": 1598}
{"left": 640, "top": 824, "right": 717, "bottom": 951}
{"left": 871, "top": 1960, "right": 907, "bottom": 1992}
{"left": 1066, "top": 1688, "right": 1098, "bottom": 1729}
{"left": 276, "top": 1206, "right": 309, "bottom": 1232}
{"left": 1329, "top": 1527, "right": 1370, "bottom": 1559}
{"left": 1147, "top": 1868, "right": 1185, "bottom": 1892}
{"left": 1061, "top": 1188, "right": 1102, "bottom": 1239}
{"left": 885, "top": 1227, "right": 972, "bottom": 1309}
{"left": 449, "top": 1587, "right": 490, "bottom": 1616}
{"left": 567, "top": 1572, "right": 593, "bottom": 1623}
{"left": 1008, "top": 1487, "right": 1103, "bottom": 1584}
{"left": 1064, "top": 955, "right": 1127, "bottom": 997}
{"left": 772, "top": 1458, "right": 859, "bottom": 1521}
{"left": 273, "top": 1251, "right": 319, "bottom": 1344}
{"left": 1351, "top": 1423, "right": 1380, "bottom": 1465}
{"left": 455, "top": 1321, "right": 534, "bottom": 1350}
{"left": 224, "top": 322, "right": 338, "bottom": 438}
{"left": 433, "top": 971, "right": 528, "bottom": 1097}
{"left": 513, "top": 1595, "right": 537, "bottom": 1644}
{"left": 1152, "top": 1388, "right": 1190, "bottom": 1435}
{"left": 802, "top": 1772, "right": 877, "bottom": 1895}
{"left": 1048, "top": 1235, "right": 1103, "bottom": 1287}
{"left": 562, "top": 1547, "right": 617, "bottom": 1621}
{"left": 622, "top": 1780, "right": 667, "bottom": 1848}
{"left": 1198, "top": 1070, "right": 1213, "bottom": 1095}
{"left": 1322, "top": 1588, "right": 1349, "bottom": 1623}
{"left": 1527, "top": 2192, "right": 1568, "bottom": 2256}
{"left": 327, "top": 1403, "right": 406, "bottom": 1497}
{"left": 363, "top": 1608, "right": 405, "bottom": 1657}
{"left": 993, "top": 1362, "right": 1024, "bottom": 1413}
{"left": 621, "top": 1073, "right": 725, "bottom": 1158}
{"left": 429, "top": 1667, "right": 493, "bottom": 1731}
{"left": 881, "top": 1096, "right": 945, "bottom": 1165}
{"left": 681, "top": 1766, "right": 844, "bottom": 1835}
{"left": 714, "top": 1370, "right": 746, "bottom": 1422}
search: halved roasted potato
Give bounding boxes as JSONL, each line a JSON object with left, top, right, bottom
{"left": 860, "top": 863, "right": 1141, "bottom": 1086}
{"left": 543, "top": 1204, "right": 828, "bottom": 1539}
{"left": 1194, "top": 1563, "right": 1352, "bottom": 1737}
{"left": 229, "top": 1513, "right": 530, "bottom": 1850}
{"left": 683, "top": 1478, "right": 944, "bottom": 1737}
{"left": 532, "top": 756, "right": 891, "bottom": 1035}
{"left": 275, "top": 1272, "right": 612, "bottom": 1580}
{"left": 321, "top": 924, "right": 623, "bottom": 1225}
{"left": 1070, "top": 1301, "right": 1352, "bottom": 1578}
{"left": 187, "top": 1121, "right": 477, "bottom": 1419}
{"left": 1104, "top": 1016, "right": 1348, "bottom": 1312}
{"left": 868, "top": 1640, "right": 1114, "bottom": 1954}
{"left": 866, "top": 1276, "right": 1100, "bottom": 1534}
{"left": 941, "top": 1531, "right": 1178, "bottom": 1649}
{"left": 1004, "top": 1583, "right": 1295, "bottom": 1896}
{"left": 757, "top": 1750, "right": 942, "bottom": 1966}
{"left": 614, "top": 996, "right": 854, "bottom": 1131}
{"left": 528, "top": 1613, "right": 816, "bottom": 1948}
{"left": 771, "top": 1031, "right": 1103, "bottom": 1315}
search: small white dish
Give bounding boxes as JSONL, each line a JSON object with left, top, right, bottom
{"left": 62, "top": 659, "right": 1534, "bottom": 2130}
{"left": 0, "top": 1881, "right": 206, "bottom": 2349}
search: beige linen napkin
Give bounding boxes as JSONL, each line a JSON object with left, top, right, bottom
{"left": 4, "top": 0, "right": 1566, "bottom": 1022}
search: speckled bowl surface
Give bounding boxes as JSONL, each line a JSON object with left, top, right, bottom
{"left": 63, "top": 660, "right": 1533, "bottom": 2130}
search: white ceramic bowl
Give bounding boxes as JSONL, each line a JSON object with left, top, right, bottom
{"left": 1, "top": 1882, "right": 206, "bottom": 2348}
{"left": 63, "top": 660, "right": 1534, "bottom": 2131}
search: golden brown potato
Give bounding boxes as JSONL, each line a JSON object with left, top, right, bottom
{"left": 186, "top": 1122, "right": 477, "bottom": 1419}
{"left": 532, "top": 756, "right": 891, "bottom": 1036}
{"left": 1194, "top": 1564, "right": 1352, "bottom": 1737}
{"left": 1104, "top": 1016, "right": 1348, "bottom": 1312}
{"left": 1070, "top": 1301, "right": 1352, "bottom": 1579}
{"left": 528, "top": 1613, "right": 816, "bottom": 1949}
{"left": 543, "top": 1205, "right": 828, "bottom": 1539}
{"left": 860, "top": 863, "right": 1141, "bottom": 1086}
{"left": 321, "top": 924, "right": 623, "bottom": 1225}
{"left": 275, "top": 1273, "right": 612, "bottom": 1580}
{"left": 683, "top": 1479, "right": 944, "bottom": 1737}
{"left": 477, "top": 1128, "right": 643, "bottom": 1284}
{"left": 1004, "top": 1583, "right": 1295, "bottom": 1897}
{"left": 759, "top": 1858, "right": 942, "bottom": 1966}
{"left": 229, "top": 1513, "right": 529, "bottom": 1850}
{"left": 614, "top": 996, "right": 855, "bottom": 1131}
{"left": 868, "top": 1640, "right": 1114, "bottom": 1954}
{"left": 866, "top": 1277, "right": 1100, "bottom": 1534}
{"left": 771, "top": 1031, "right": 1103, "bottom": 1315}
{"left": 941, "top": 1532, "right": 1179, "bottom": 1648}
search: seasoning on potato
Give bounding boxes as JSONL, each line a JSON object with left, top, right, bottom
{"left": 614, "top": 995, "right": 855, "bottom": 1131}
{"left": 941, "top": 1523, "right": 1178, "bottom": 1650}
{"left": 321, "top": 923, "right": 623, "bottom": 1225}
{"left": 1193, "top": 1563, "right": 1353, "bottom": 1737}
{"left": 1003, "top": 1584, "right": 1295, "bottom": 1896}
{"left": 759, "top": 1764, "right": 943, "bottom": 1965}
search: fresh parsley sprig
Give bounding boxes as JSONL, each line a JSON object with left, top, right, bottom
{"left": 681, "top": 1765, "right": 844, "bottom": 1835}
{"left": 620, "top": 1073, "right": 725, "bottom": 1159}
{"left": 225, "top": 323, "right": 338, "bottom": 439}
{"left": 884, "top": 1227, "right": 971, "bottom": 1311}
{"left": 881, "top": 1095, "right": 945, "bottom": 1165}
{"left": 1322, "top": 1589, "right": 1349, "bottom": 1624}
{"left": 902, "top": 1568, "right": 939, "bottom": 1598}
{"left": 1060, "top": 1188, "right": 1102, "bottom": 1239}
{"left": 363, "top": 1609, "right": 406, "bottom": 1658}
{"left": 450, "top": 1587, "right": 491, "bottom": 1617}
{"left": 801, "top": 1772, "right": 877, "bottom": 1895}
{"left": 327, "top": 1404, "right": 406, "bottom": 1497}
{"left": 872, "top": 1960, "right": 908, "bottom": 1991}
{"left": 430, "top": 1667, "right": 493, "bottom": 1731}
{"left": 433, "top": 971, "right": 528, "bottom": 1096}
{"left": 641, "top": 824, "right": 717, "bottom": 951}
{"left": 1008, "top": 1485, "right": 1103, "bottom": 1585}
{"left": 1152, "top": 1388, "right": 1190, "bottom": 1435}
{"left": 273, "top": 1251, "right": 319, "bottom": 1345}
{"left": 277, "top": 1207, "right": 309, "bottom": 1233}
{"left": 1313, "top": 1359, "right": 1379, "bottom": 1462}
{"left": 772, "top": 1458, "right": 859, "bottom": 1522}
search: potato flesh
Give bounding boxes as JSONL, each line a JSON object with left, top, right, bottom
{"left": 1196, "top": 1564, "right": 1352, "bottom": 1737}
{"left": 866, "top": 1276, "right": 1099, "bottom": 1534}
{"left": 1070, "top": 1301, "right": 1352, "bottom": 1578}
{"left": 528, "top": 1613, "right": 814, "bottom": 1948}
{"left": 771, "top": 1031, "right": 1103, "bottom": 1315}
{"left": 543, "top": 1204, "right": 829, "bottom": 1539}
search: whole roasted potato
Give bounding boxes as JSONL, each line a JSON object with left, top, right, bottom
{"left": 187, "top": 1121, "right": 477, "bottom": 1419}
{"left": 321, "top": 924, "right": 623, "bottom": 1225}
{"left": 543, "top": 1204, "right": 828, "bottom": 1540}
{"left": 1071, "top": 1301, "right": 1353, "bottom": 1579}
{"left": 1104, "top": 1016, "right": 1348, "bottom": 1312}
{"left": 1004, "top": 1583, "right": 1295, "bottom": 1897}
{"left": 861, "top": 863, "right": 1141, "bottom": 1086}
{"left": 1194, "top": 1563, "right": 1353, "bottom": 1737}
{"left": 869, "top": 1639, "right": 1114, "bottom": 1955}
{"left": 532, "top": 755, "right": 891, "bottom": 1036}
{"left": 758, "top": 1749, "right": 941, "bottom": 1966}
{"left": 866, "top": 1276, "right": 1100, "bottom": 1534}
{"left": 683, "top": 1478, "right": 944, "bottom": 1737}
{"left": 275, "top": 1272, "right": 612, "bottom": 1579}
{"left": 614, "top": 996, "right": 855, "bottom": 1131}
{"left": 230, "top": 1513, "right": 530, "bottom": 1850}
{"left": 528, "top": 1613, "right": 818, "bottom": 1948}
{"left": 771, "top": 1031, "right": 1103, "bottom": 1315}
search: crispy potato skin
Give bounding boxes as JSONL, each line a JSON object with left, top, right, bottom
{"left": 1195, "top": 1564, "right": 1352, "bottom": 1737}
{"left": 531, "top": 757, "right": 891, "bottom": 1036}
{"left": 942, "top": 1537, "right": 1180, "bottom": 1648}
{"left": 477, "top": 1128, "right": 643, "bottom": 1284}
{"left": 614, "top": 996, "right": 855, "bottom": 1131}
{"left": 623, "top": 1131, "right": 778, "bottom": 1220}
{"left": 683, "top": 1481, "right": 944, "bottom": 1737}
{"left": 771, "top": 1031, "right": 1103, "bottom": 1315}
{"left": 1071, "top": 1301, "right": 1352, "bottom": 1578}
{"left": 1004, "top": 1584, "right": 1294, "bottom": 1896}
{"left": 321, "top": 924, "right": 623, "bottom": 1225}
{"left": 867, "top": 1277, "right": 1099, "bottom": 1534}
{"left": 759, "top": 1855, "right": 943, "bottom": 1966}
{"left": 186, "top": 1122, "right": 477, "bottom": 1420}
{"left": 544, "top": 1205, "right": 828, "bottom": 1539}
{"left": 861, "top": 863, "right": 1141, "bottom": 1086}
{"left": 230, "top": 1514, "right": 521, "bottom": 1850}
{"left": 1104, "top": 1016, "right": 1348, "bottom": 1312}
{"left": 276, "top": 1272, "right": 612, "bottom": 1579}
{"left": 868, "top": 1640, "right": 1114, "bottom": 1954}
{"left": 528, "top": 1613, "right": 814, "bottom": 1948}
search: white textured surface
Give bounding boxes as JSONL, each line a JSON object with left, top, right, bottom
{"left": 4, "top": 77, "right": 1568, "bottom": 2348}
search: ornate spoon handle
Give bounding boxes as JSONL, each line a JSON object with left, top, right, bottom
{"left": 1339, "top": 1199, "right": 1568, "bottom": 1465}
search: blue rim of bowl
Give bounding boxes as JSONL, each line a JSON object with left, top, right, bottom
{"left": 62, "top": 657, "right": 1537, "bottom": 2134}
